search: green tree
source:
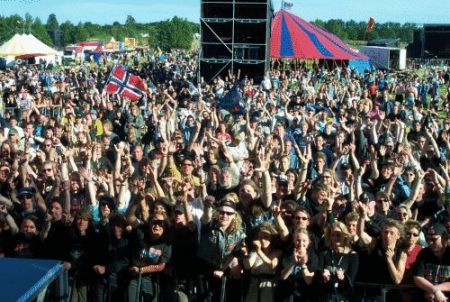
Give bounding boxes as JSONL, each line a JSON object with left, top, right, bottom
{"left": 60, "top": 21, "right": 76, "bottom": 45}
{"left": 46, "top": 13, "right": 59, "bottom": 31}
{"left": 155, "top": 16, "right": 196, "bottom": 50}
{"left": 31, "top": 17, "right": 54, "bottom": 46}
{"left": 73, "top": 22, "right": 89, "bottom": 42}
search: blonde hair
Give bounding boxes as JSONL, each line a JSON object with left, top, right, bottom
{"left": 324, "top": 221, "right": 354, "bottom": 250}
{"left": 213, "top": 210, "right": 243, "bottom": 235}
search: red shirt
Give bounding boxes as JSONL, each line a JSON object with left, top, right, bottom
{"left": 402, "top": 244, "right": 422, "bottom": 284}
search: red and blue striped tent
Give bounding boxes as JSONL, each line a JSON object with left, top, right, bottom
{"left": 271, "top": 10, "right": 367, "bottom": 60}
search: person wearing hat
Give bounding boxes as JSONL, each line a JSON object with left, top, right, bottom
{"left": 243, "top": 222, "right": 281, "bottom": 302}
{"left": 9, "top": 187, "right": 47, "bottom": 229}
{"left": 272, "top": 174, "right": 295, "bottom": 205}
{"left": 198, "top": 198, "right": 246, "bottom": 302}
{"left": 414, "top": 223, "right": 450, "bottom": 302}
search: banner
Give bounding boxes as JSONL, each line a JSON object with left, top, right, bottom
{"left": 366, "top": 17, "right": 375, "bottom": 32}
{"left": 105, "top": 66, "right": 147, "bottom": 101}
{"left": 124, "top": 37, "right": 136, "bottom": 48}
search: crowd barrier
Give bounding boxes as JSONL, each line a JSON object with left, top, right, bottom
{"left": 2, "top": 106, "right": 63, "bottom": 120}
{"left": 130, "top": 274, "right": 421, "bottom": 302}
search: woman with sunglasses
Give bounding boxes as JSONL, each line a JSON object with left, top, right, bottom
{"left": 317, "top": 221, "right": 359, "bottom": 302}
{"left": 400, "top": 220, "right": 423, "bottom": 302}
{"left": 128, "top": 212, "right": 172, "bottom": 302}
{"left": 198, "top": 199, "right": 246, "bottom": 302}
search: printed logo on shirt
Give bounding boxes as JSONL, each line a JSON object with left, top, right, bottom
{"left": 424, "top": 263, "right": 450, "bottom": 284}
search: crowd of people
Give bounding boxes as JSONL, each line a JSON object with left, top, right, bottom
{"left": 0, "top": 50, "right": 449, "bottom": 302}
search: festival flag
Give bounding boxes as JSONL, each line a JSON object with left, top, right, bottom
{"left": 282, "top": 0, "right": 294, "bottom": 10}
{"left": 366, "top": 17, "right": 375, "bottom": 32}
{"left": 105, "top": 66, "right": 147, "bottom": 101}
{"left": 219, "top": 81, "right": 245, "bottom": 115}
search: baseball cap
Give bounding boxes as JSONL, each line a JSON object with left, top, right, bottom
{"left": 427, "top": 223, "right": 447, "bottom": 237}
{"left": 18, "top": 187, "right": 34, "bottom": 198}
{"left": 278, "top": 175, "right": 289, "bottom": 184}
{"left": 174, "top": 204, "right": 184, "bottom": 214}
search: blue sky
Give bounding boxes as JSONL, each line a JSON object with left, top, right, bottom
{"left": 0, "top": 0, "right": 448, "bottom": 24}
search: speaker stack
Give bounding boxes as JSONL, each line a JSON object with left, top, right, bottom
{"left": 200, "top": 0, "right": 273, "bottom": 83}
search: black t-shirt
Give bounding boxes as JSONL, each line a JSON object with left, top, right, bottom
{"left": 172, "top": 225, "right": 199, "bottom": 278}
{"left": 318, "top": 249, "right": 359, "bottom": 300}
{"left": 43, "top": 220, "right": 70, "bottom": 260}
{"left": 357, "top": 240, "right": 402, "bottom": 285}
{"left": 130, "top": 227, "right": 172, "bottom": 269}
{"left": 414, "top": 246, "right": 450, "bottom": 286}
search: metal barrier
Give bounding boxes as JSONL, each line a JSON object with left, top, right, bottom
{"left": 354, "top": 282, "right": 417, "bottom": 302}
{"left": 2, "top": 106, "right": 63, "bottom": 119}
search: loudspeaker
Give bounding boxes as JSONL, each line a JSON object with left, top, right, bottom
{"left": 200, "top": 0, "right": 273, "bottom": 83}
{"left": 423, "top": 24, "right": 450, "bottom": 58}
{"left": 47, "top": 30, "right": 62, "bottom": 48}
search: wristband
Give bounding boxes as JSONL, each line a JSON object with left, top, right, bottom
{"left": 433, "top": 288, "right": 442, "bottom": 296}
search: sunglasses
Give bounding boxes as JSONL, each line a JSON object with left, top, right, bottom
{"left": 152, "top": 220, "right": 165, "bottom": 227}
{"left": 331, "top": 232, "right": 343, "bottom": 239}
{"left": 294, "top": 216, "right": 309, "bottom": 221}
{"left": 218, "top": 210, "right": 235, "bottom": 216}
{"left": 406, "top": 232, "right": 419, "bottom": 237}
{"left": 377, "top": 198, "right": 388, "bottom": 203}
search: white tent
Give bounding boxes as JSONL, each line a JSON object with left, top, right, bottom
{"left": 0, "top": 33, "right": 57, "bottom": 57}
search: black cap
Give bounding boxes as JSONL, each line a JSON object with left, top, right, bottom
{"left": 174, "top": 204, "right": 184, "bottom": 214}
{"left": 99, "top": 195, "right": 116, "bottom": 211}
{"left": 341, "top": 162, "right": 352, "bottom": 170}
{"left": 218, "top": 199, "right": 237, "bottom": 211}
{"left": 427, "top": 223, "right": 447, "bottom": 237}
{"left": 360, "top": 192, "right": 374, "bottom": 203}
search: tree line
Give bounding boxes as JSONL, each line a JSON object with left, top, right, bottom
{"left": 0, "top": 13, "right": 419, "bottom": 51}
{"left": 313, "top": 19, "right": 419, "bottom": 44}
{"left": 0, "top": 14, "right": 199, "bottom": 51}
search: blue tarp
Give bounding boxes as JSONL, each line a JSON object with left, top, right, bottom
{"left": 349, "top": 59, "right": 373, "bottom": 74}
{"left": 0, "top": 258, "right": 64, "bottom": 302}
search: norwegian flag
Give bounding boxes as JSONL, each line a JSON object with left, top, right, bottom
{"left": 105, "top": 66, "right": 147, "bottom": 101}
